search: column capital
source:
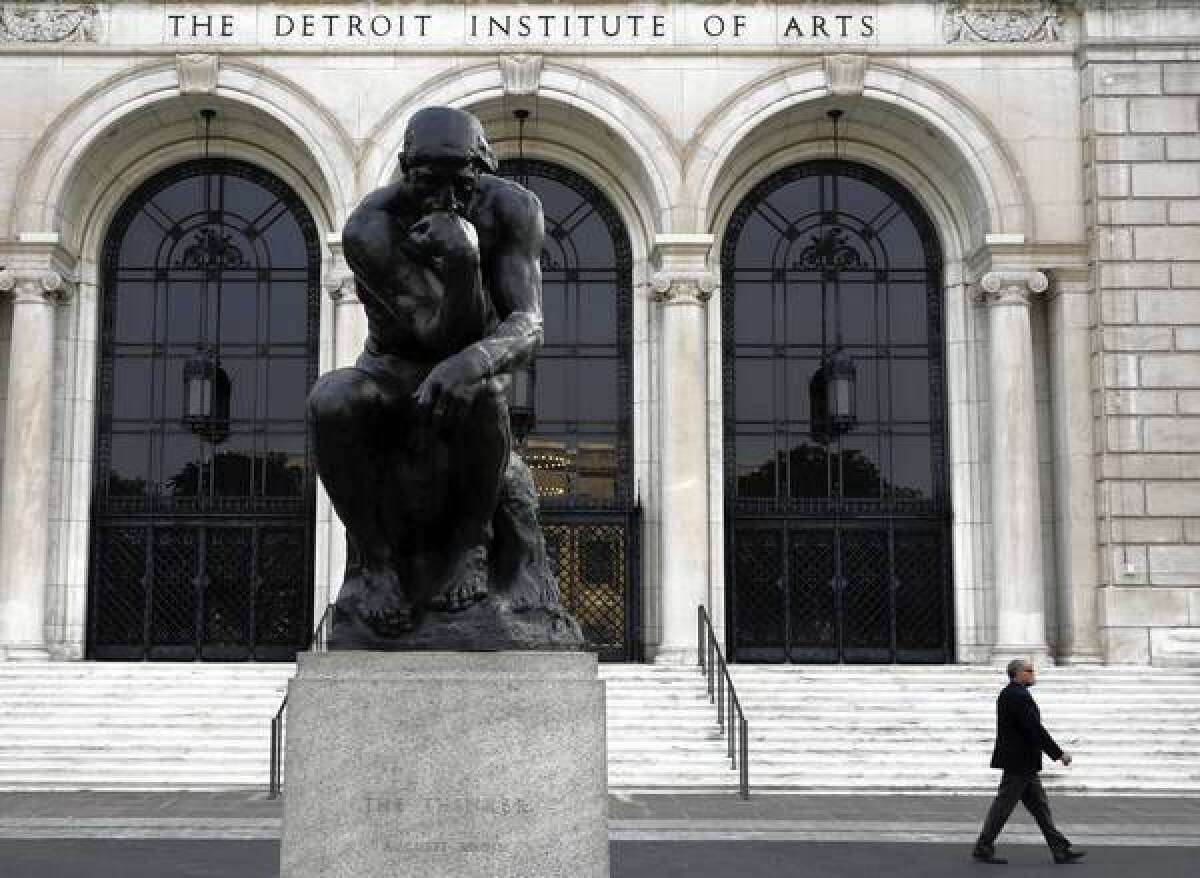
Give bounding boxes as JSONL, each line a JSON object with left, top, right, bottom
{"left": 650, "top": 272, "right": 716, "bottom": 305}
{"left": 651, "top": 233, "right": 715, "bottom": 305}
{"left": 325, "top": 275, "right": 358, "bottom": 303}
{"left": 0, "top": 269, "right": 71, "bottom": 304}
{"left": 977, "top": 270, "right": 1049, "bottom": 307}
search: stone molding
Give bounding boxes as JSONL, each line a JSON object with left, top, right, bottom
{"left": 825, "top": 54, "right": 867, "bottom": 97}
{"left": 500, "top": 54, "right": 543, "bottom": 97}
{"left": 0, "top": 269, "right": 70, "bottom": 304}
{"left": 977, "top": 270, "right": 1049, "bottom": 307}
{"left": 0, "top": 3, "right": 97, "bottom": 43}
{"left": 943, "top": 2, "right": 1065, "bottom": 44}
{"left": 177, "top": 54, "right": 219, "bottom": 95}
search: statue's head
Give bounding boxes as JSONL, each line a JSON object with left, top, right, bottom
{"left": 400, "top": 107, "right": 497, "bottom": 215}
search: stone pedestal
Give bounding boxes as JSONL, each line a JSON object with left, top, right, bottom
{"left": 280, "top": 651, "right": 608, "bottom": 878}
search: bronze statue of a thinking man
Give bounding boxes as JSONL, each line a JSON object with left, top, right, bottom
{"left": 308, "top": 106, "right": 582, "bottom": 650}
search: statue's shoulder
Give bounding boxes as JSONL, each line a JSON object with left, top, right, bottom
{"left": 477, "top": 174, "right": 542, "bottom": 230}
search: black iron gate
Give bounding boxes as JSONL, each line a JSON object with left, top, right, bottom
{"left": 732, "top": 520, "right": 950, "bottom": 663}
{"left": 722, "top": 159, "right": 952, "bottom": 663}
{"left": 543, "top": 507, "right": 642, "bottom": 662}
{"left": 88, "top": 159, "right": 319, "bottom": 660}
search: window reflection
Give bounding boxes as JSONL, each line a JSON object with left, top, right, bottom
{"left": 523, "top": 437, "right": 618, "bottom": 503}
{"left": 502, "top": 160, "right": 630, "bottom": 507}
{"left": 100, "top": 163, "right": 317, "bottom": 508}
{"left": 727, "top": 161, "right": 942, "bottom": 509}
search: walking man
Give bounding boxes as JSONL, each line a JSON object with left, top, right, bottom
{"left": 973, "top": 659, "right": 1086, "bottom": 865}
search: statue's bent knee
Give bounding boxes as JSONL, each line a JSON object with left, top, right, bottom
{"left": 308, "top": 368, "right": 371, "bottom": 427}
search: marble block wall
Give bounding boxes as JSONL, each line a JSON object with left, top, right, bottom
{"left": 1083, "top": 1, "right": 1200, "bottom": 665}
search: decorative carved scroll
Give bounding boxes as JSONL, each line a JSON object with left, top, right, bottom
{"left": 0, "top": 3, "right": 98, "bottom": 43}
{"left": 943, "top": 2, "right": 1064, "bottom": 43}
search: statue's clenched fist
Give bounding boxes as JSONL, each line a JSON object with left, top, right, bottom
{"left": 408, "top": 210, "right": 479, "bottom": 263}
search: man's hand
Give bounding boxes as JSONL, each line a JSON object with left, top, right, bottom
{"left": 407, "top": 211, "right": 479, "bottom": 264}
{"left": 413, "top": 347, "right": 490, "bottom": 426}
{"left": 1060, "top": 751, "right": 1072, "bottom": 766}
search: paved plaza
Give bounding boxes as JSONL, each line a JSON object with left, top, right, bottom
{"left": 0, "top": 791, "right": 1197, "bottom": 877}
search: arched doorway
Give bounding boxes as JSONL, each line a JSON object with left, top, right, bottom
{"left": 88, "top": 159, "right": 320, "bottom": 660}
{"left": 499, "top": 158, "right": 640, "bottom": 661}
{"left": 722, "top": 160, "right": 951, "bottom": 663}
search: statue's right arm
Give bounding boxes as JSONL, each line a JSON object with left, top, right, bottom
{"left": 342, "top": 183, "right": 407, "bottom": 301}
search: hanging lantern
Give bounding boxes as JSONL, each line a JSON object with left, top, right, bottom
{"left": 507, "top": 362, "right": 537, "bottom": 443}
{"left": 809, "top": 349, "right": 857, "bottom": 444}
{"left": 182, "top": 351, "right": 231, "bottom": 443}
{"left": 826, "top": 348, "right": 857, "bottom": 432}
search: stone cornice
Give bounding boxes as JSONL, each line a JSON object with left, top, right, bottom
{"left": 967, "top": 236, "right": 1088, "bottom": 280}
{"left": 977, "top": 270, "right": 1050, "bottom": 307}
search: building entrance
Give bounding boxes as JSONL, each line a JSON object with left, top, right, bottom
{"left": 722, "top": 161, "right": 951, "bottom": 663}
{"left": 499, "top": 159, "right": 640, "bottom": 661}
{"left": 88, "top": 160, "right": 320, "bottom": 660}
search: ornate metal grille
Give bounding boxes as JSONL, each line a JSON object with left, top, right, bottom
{"left": 499, "top": 159, "right": 639, "bottom": 661}
{"left": 722, "top": 161, "right": 952, "bottom": 663}
{"left": 88, "top": 159, "right": 319, "bottom": 660}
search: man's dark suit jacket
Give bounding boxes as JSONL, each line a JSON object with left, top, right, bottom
{"left": 990, "top": 681, "right": 1063, "bottom": 773}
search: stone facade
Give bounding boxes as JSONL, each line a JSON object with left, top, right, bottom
{"left": 1082, "top": 1, "right": 1200, "bottom": 666}
{"left": 0, "top": 0, "right": 1196, "bottom": 666}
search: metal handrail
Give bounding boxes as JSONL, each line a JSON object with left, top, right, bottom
{"left": 267, "top": 603, "right": 334, "bottom": 799}
{"left": 698, "top": 605, "right": 749, "bottom": 799}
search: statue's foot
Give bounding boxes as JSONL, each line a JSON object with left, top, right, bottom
{"left": 362, "top": 571, "right": 414, "bottom": 634}
{"left": 429, "top": 545, "right": 489, "bottom": 612}
{"left": 352, "top": 569, "right": 415, "bottom": 637}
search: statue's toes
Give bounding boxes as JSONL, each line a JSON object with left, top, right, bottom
{"left": 362, "top": 601, "right": 414, "bottom": 636}
{"left": 430, "top": 581, "right": 487, "bottom": 612}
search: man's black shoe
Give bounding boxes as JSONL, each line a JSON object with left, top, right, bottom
{"left": 972, "top": 849, "right": 1008, "bottom": 864}
{"left": 1053, "top": 849, "right": 1087, "bottom": 864}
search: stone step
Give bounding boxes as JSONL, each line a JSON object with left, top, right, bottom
{"left": 0, "top": 663, "right": 1197, "bottom": 795}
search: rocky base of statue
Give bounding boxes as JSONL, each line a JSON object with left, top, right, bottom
{"left": 328, "top": 453, "right": 587, "bottom": 652}
{"left": 279, "top": 651, "right": 609, "bottom": 878}
{"left": 329, "top": 595, "right": 585, "bottom": 651}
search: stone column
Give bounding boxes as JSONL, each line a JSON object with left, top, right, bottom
{"left": 1048, "top": 283, "right": 1103, "bottom": 664}
{"left": 981, "top": 270, "right": 1051, "bottom": 665}
{"left": 314, "top": 275, "right": 364, "bottom": 612}
{"left": 650, "top": 236, "right": 714, "bottom": 664}
{"left": 0, "top": 269, "right": 67, "bottom": 660}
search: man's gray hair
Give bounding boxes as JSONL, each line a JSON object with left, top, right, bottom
{"left": 1006, "top": 658, "right": 1028, "bottom": 680}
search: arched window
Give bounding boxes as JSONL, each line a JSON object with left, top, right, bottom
{"left": 499, "top": 159, "right": 639, "bottom": 660}
{"left": 89, "top": 160, "right": 320, "bottom": 660}
{"left": 723, "top": 161, "right": 951, "bottom": 663}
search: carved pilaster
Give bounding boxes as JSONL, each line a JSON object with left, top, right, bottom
{"left": 978, "top": 270, "right": 1049, "bottom": 307}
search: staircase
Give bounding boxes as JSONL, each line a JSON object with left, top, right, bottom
{"left": 723, "top": 665, "right": 1200, "bottom": 795}
{"left": 0, "top": 662, "right": 1197, "bottom": 794}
